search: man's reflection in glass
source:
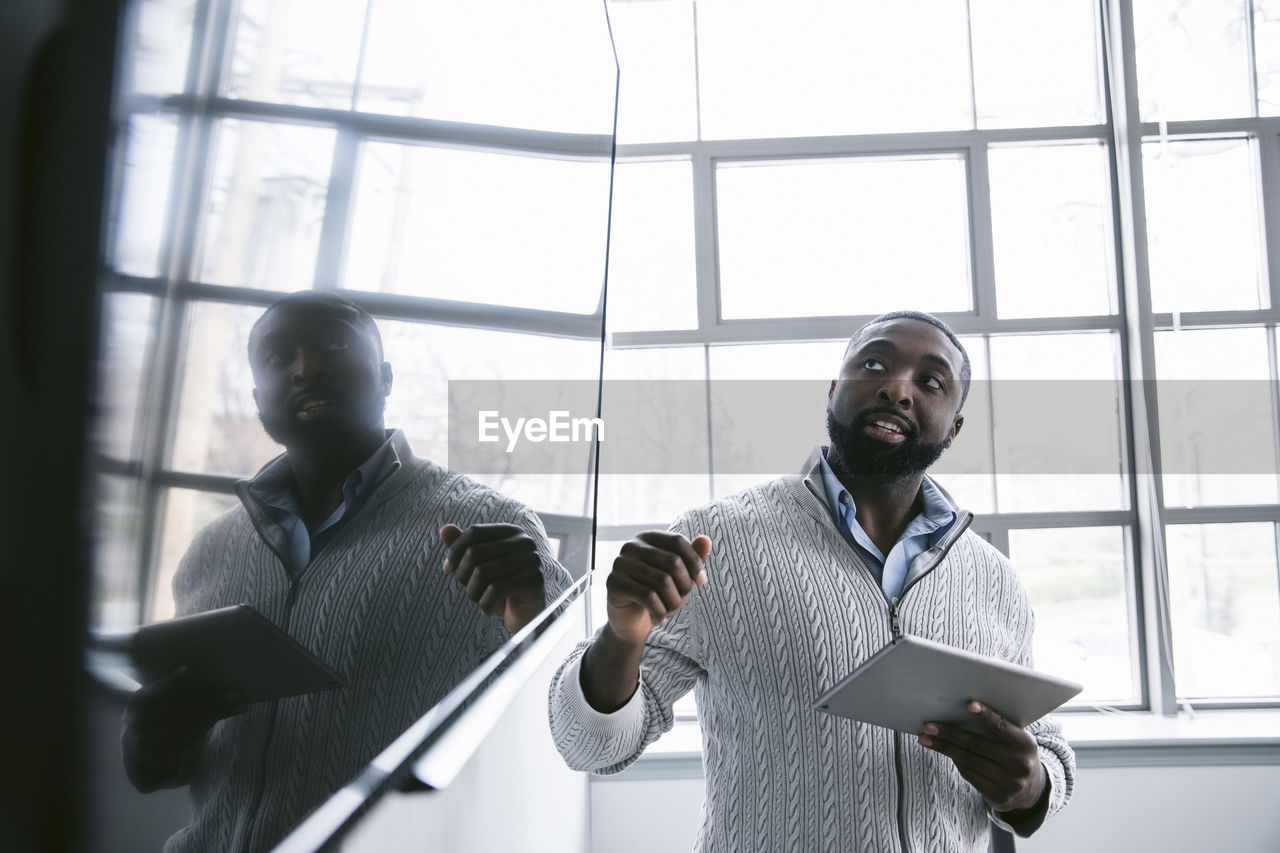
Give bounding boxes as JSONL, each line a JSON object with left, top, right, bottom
{"left": 121, "top": 291, "right": 569, "bottom": 851}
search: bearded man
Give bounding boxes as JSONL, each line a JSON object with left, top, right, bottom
{"left": 122, "top": 291, "right": 568, "bottom": 852}
{"left": 547, "top": 310, "right": 1075, "bottom": 853}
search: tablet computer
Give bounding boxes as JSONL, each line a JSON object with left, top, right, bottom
{"left": 812, "top": 634, "right": 1082, "bottom": 734}
{"left": 130, "top": 604, "right": 346, "bottom": 704}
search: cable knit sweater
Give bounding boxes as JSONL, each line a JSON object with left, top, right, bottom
{"left": 549, "top": 449, "right": 1075, "bottom": 853}
{"left": 164, "top": 430, "right": 569, "bottom": 853}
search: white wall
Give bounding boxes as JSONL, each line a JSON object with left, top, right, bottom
{"left": 342, "top": 613, "right": 591, "bottom": 853}
{"left": 1018, "top": 764, "right": 1280, "bottom": 853}
{"left": 589, "top": 764, "right": 1280, "bottom": 853}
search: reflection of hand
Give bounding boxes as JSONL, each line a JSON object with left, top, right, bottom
{"left": 917, "top": 700, "right": 1046, "bottom": 813}
{"left": 121, "top": 666, "right": 247, "bottom": 792}
{"left": 605, "top": 531, "right": 711, "bottom": 647}
{"left": 440, "top": 523, "right": 546, "bottom": 633}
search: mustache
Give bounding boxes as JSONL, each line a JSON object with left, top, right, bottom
{"left": 856, "top": 406, "right": 917, "bottom": 438}
{"left": 288, "top": 386, "right": 344, "bottom": 409}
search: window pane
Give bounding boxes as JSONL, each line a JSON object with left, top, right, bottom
{"left": 1154, "top": 327, "right": 1280, "bottom": 506}
{"left": 94, "top": 292, "right": 158, "bottom": 462}
{"left": 108, "top": 113, "right": 179, "bottom": 278}
{"left": 345, "top": 143, "right": 609, "bottom": 314}
{"left": 706, "top": 343, "right": 835, "bottom": 498}
{"left": 707, "top": 341, "right": 848, "bottom": 379}
{"left": 357, "top": 0, "right": 616, "bottom": 134}
{"left": 717, "top": 156, "right": 972, "bottom": 319}
{"left": 1256, "top": 0, "right": 1280, "bottom": 115}
{"left": 1008, "top": 527, "right": 1137, "bottom": 705}
{"left": 380, "top": 320, "right": 600, "bottom": 516}
{"left": 598, "top": 347, "right": 710, "bottom": 524}
{"left": 225, "top": 0, "right": 367, "bottom": 109}
{"left": 120, "top": 0, "right": 196, "bottom": 96}
{"left": 989, "top": 143, "right": 1115, "bottom": 318}
{"left": 696, "top": 0, "right": 972, "bottom": 139}
{"left": 970, "top": 0, "right": 1103, "bottom": 128}
{"left": 1166, "top": 523, "right": 1280, "bottom": 699}
{"left": 927, "top": 336, "right": 996, "bottom": 514}
{"left": 1133, "top": 0, "right": 1254, "bottom": 121}
{"left": 196, "top": 120, "right": 335, "bottom": 291}
{"left": 987, "top": 332, "right": 1127, "bottom": 512}
{"left": 152, "top": 488, "right": 241, "bottom": 621}
{"left": 1142, "top": 137, "right": 1268, "bottom": 313}
{"left": 170, "top": 301, "right": 281, "bottom": 478}
{"left": 608, "top": 0, "right": 698, "bottom": 143}
{"left": 93, "top": 474, "right": 148, "bottom": 631}
{"left": 606, "top": 160, "right": 698, "bottom": 333}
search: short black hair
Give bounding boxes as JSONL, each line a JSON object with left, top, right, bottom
{"left": 249, "top": 290, "right": 383, "bottom": 360}
{"left": 845, "top": 310, "right": 971, "bottom": 408}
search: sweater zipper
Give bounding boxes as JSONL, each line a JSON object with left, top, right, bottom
{"left": 884, "top": 510, "right": 972, "bottom": 853}
{"left": 890, "top": 595, "right": 909, "bottom": 853}
{"left": 241, "top": 576, "right": 303, "bottom": 851}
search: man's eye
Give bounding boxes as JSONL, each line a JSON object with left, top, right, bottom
{"left": 862, "top": 358, "right": 885, "bottom": 371}
{"left": 265, "top": 351, "right": 290, "bottom": 367}
{"left": 922, "top": 375, "right": 943, "bottom": 390}
{"left": 326, "top": 340, "right": 350, "bottom": 351}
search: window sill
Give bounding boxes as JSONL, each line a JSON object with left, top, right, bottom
{"left": 592, "top": 709, "right": 1280, "bottom": 782}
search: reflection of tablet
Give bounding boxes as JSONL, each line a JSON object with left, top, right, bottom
{"left": 131, "top": 604, "right": 346, "bottom": 704}
{"left": 812, "top": 634, "right": 1082, "bottom": 734}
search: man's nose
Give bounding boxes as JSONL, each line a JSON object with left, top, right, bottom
{"left": 875, "top": 373, "right": 913, "bottom": 408}
{"left": 290, "top": 347, "right": 327, "bottom": 384}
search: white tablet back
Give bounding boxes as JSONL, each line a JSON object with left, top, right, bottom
{"left": 813, "top": 634, "right": 1082, "bottom": 734}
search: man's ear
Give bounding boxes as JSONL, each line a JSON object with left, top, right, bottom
{"left": 828, "top": 378, "right": 837, "bottom": 400}
{"left": 381, "top": 362, "right": 393, "bottom": 396}
{"left": 252, "top": 387, "right": 261, "bottom": 411}
{"left": 950, "top": 413, "right": 964, "bottom": 444}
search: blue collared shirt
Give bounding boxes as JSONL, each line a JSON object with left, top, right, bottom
{"left": 245, "top": 437, "right": 394, "bottom": 573}
{"left": 818, "top": 447, "right": 957, "bottom": 601}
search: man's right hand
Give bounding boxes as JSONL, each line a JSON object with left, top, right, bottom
{"left": 121, "top": 666, "right": 247, "bottom": 792}
{"left": 580, "top": 532, "right": 711, "bottom": 714}
{"left": 605, "top": 531, "right": 712, "bottom": 646}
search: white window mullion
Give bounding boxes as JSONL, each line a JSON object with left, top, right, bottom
{"left": 968, "top": 142, "right": 998, "bottom": 321}
{"left": 691, "top": 148, "right": 719, "bottom": 333}
{"left": 1103, "top": 0, "right": 1179, "bottom": 715}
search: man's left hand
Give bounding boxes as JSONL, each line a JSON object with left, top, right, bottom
{"left": 440, "top": 523, "right": 546, "bottom": 633}
{"left": 917, "top": 700, "right": 1046, "bottom": 814}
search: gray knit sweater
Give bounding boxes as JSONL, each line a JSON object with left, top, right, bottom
{"left": 164, "top": 431, "right": 569, "bottom": 853}
{"left": 549, "top": 449, "right": 1075, "bottom": 853}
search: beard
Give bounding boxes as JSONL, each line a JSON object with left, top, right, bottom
{"left": 826, "top": 409, "right": 950, "bottom": 483}
{"left": 258, "top": 391, "right": 386, "bottom": 451}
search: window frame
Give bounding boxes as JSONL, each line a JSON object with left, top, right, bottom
{"left": 95, "top": 0, "right": 614, "bottom": 628}
{"left": 593, "top": 0, "right": 1280, "bottom": 714}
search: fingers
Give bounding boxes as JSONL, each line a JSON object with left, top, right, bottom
{"left": 635, "top": 530, "right": 711, "bottom": 586}
{"left": 606, "top": 532, "right": 712, "bottom": 628}
{"left": 917, "top": 721, "right": 1004, "bottom": 785}
{"left": 439, "top": 523, "right": 463, "bottom": 553}
{"left": 440, "top": 523, "right": 545, "bottom": 618}
{"left": 918, "top": 701, "right": 1044, "bottom": 812}
{"left": 440, "top": 523, "right": 526, "bottom": 576}
{"left": 124, "top": 667, "right": 248, "bottom": 768}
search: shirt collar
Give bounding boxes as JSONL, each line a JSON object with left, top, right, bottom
{"left": 246, "top": 432, "right": 397, "bottom": 517}
{"left": 817, "top": 446, "right": 956, "bottom": 531}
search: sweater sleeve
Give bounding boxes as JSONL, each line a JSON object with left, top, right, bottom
{"left": 990, "top": 591, "right": 1077, "bottom": 835}
{"left": 548, "top": 517, "right": 709, "bottom": 774}
{"left": 547, "top": 618, "right": 706, "bottom": 774}
{"left": 515, "top": 504, "right": 573, "bottom": 604}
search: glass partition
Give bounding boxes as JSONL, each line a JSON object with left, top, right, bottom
{"left": 90, "top": 0, "right": 616, "bottom": 849}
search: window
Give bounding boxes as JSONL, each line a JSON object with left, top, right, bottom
{"left": 93, "top": 0, "right": 614, "bottom": 628}
{"left": 596, "top": 0, "right": 1280, "bottom": 712}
